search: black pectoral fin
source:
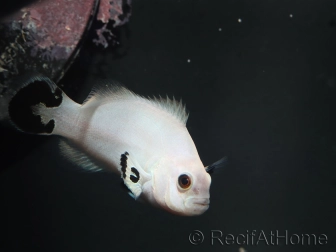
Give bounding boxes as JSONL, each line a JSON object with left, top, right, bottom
{"left": 206, "top": 156, "right": 228, "bottom": 174}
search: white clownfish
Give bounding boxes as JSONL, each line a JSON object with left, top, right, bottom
{"left": 8, "top": 76, "right": 227, "bottom": 216}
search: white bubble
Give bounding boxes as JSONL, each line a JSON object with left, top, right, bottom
{"left": 289, "top": 14, "right": 293, "bottom": 18}
{"left": 238, "top": 18, "right": 242, "bottom": 23}
{"left": 218, "top": 28, "right": 222, "bottom": 31}
{"left": 187, "top": 59, "right": 191, "bottom": 63}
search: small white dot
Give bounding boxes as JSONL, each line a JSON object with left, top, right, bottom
{"left": 187, "top": 59, "right": 191, "bottom": 63}
{"left": 218, "top": 28, "right": 222, "bottom": 31}
{"left": 238, "top": 18, "right": 242, "bottom": 23}
{"left": 289, "top": 14, "right": 293, "bottom": 18}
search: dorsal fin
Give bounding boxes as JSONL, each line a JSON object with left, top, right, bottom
{"left": 59, "top": 139, "right": 102, "bottom": 172}
{"left": 150, "top": 95, "right": 189, "bottom": 125}
{"left": 81, "top": 81, "right": 189, "bottom": 125}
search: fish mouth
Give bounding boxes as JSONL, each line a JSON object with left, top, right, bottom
{"left": 185, "top": 197, "right": 210, "bottom": 215}
{"left": 191, "top": 198, "right": 210, "bottom": 206}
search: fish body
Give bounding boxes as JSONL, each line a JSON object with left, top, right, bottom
{"left": 9, "top": 76, "right": 225, "bottom": 216}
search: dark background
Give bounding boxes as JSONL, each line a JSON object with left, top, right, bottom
{"left": 1, "top": 0, "right": 336, "bottom": 251}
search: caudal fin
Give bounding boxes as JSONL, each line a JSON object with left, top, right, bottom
{"left": 8, "top": 74, "right": 64, "bottom": 134}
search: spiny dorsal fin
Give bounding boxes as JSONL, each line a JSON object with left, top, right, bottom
{"left": 150, "top": 95, "right": 189, "bottom": 125}
{"left": 59, "top": 139, "right": 103, "bottom": 172}
{"left": 82, "top": 81, "right": 189, "bottom": 125}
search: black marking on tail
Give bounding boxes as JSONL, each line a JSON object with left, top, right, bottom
{"left": 8, "top": 77, "right": 62, "bottom": 134}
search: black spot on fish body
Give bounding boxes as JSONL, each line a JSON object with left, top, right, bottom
{"left": 120, "top": 153, "right": 128, "bottom": 161}
{"left": 120, "top": 151, "right": 129, "bottom": 178}
{"left": 121, "top": 168, "right": 126, "bottom": 178}
{"left": 130, "top": 167, "right": 140, "bottom": 183}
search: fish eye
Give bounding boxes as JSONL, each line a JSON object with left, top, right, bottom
{"left": 178, "top": 174, "right": 192, "bottom": 190}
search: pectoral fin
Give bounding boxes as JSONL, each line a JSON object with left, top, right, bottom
{"left": 119, "top": 152, "right": 150, "bottom": 200}
{"left": 205, "top": 156, "right": 228, "bottom": 174}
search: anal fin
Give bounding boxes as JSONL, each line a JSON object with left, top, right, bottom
{"left": 59, "top": 139, "right": 102, "bottom": 172}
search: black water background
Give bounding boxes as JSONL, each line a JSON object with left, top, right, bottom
{"left": 1, "top": 0, "right": 336, "bottom": 251}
